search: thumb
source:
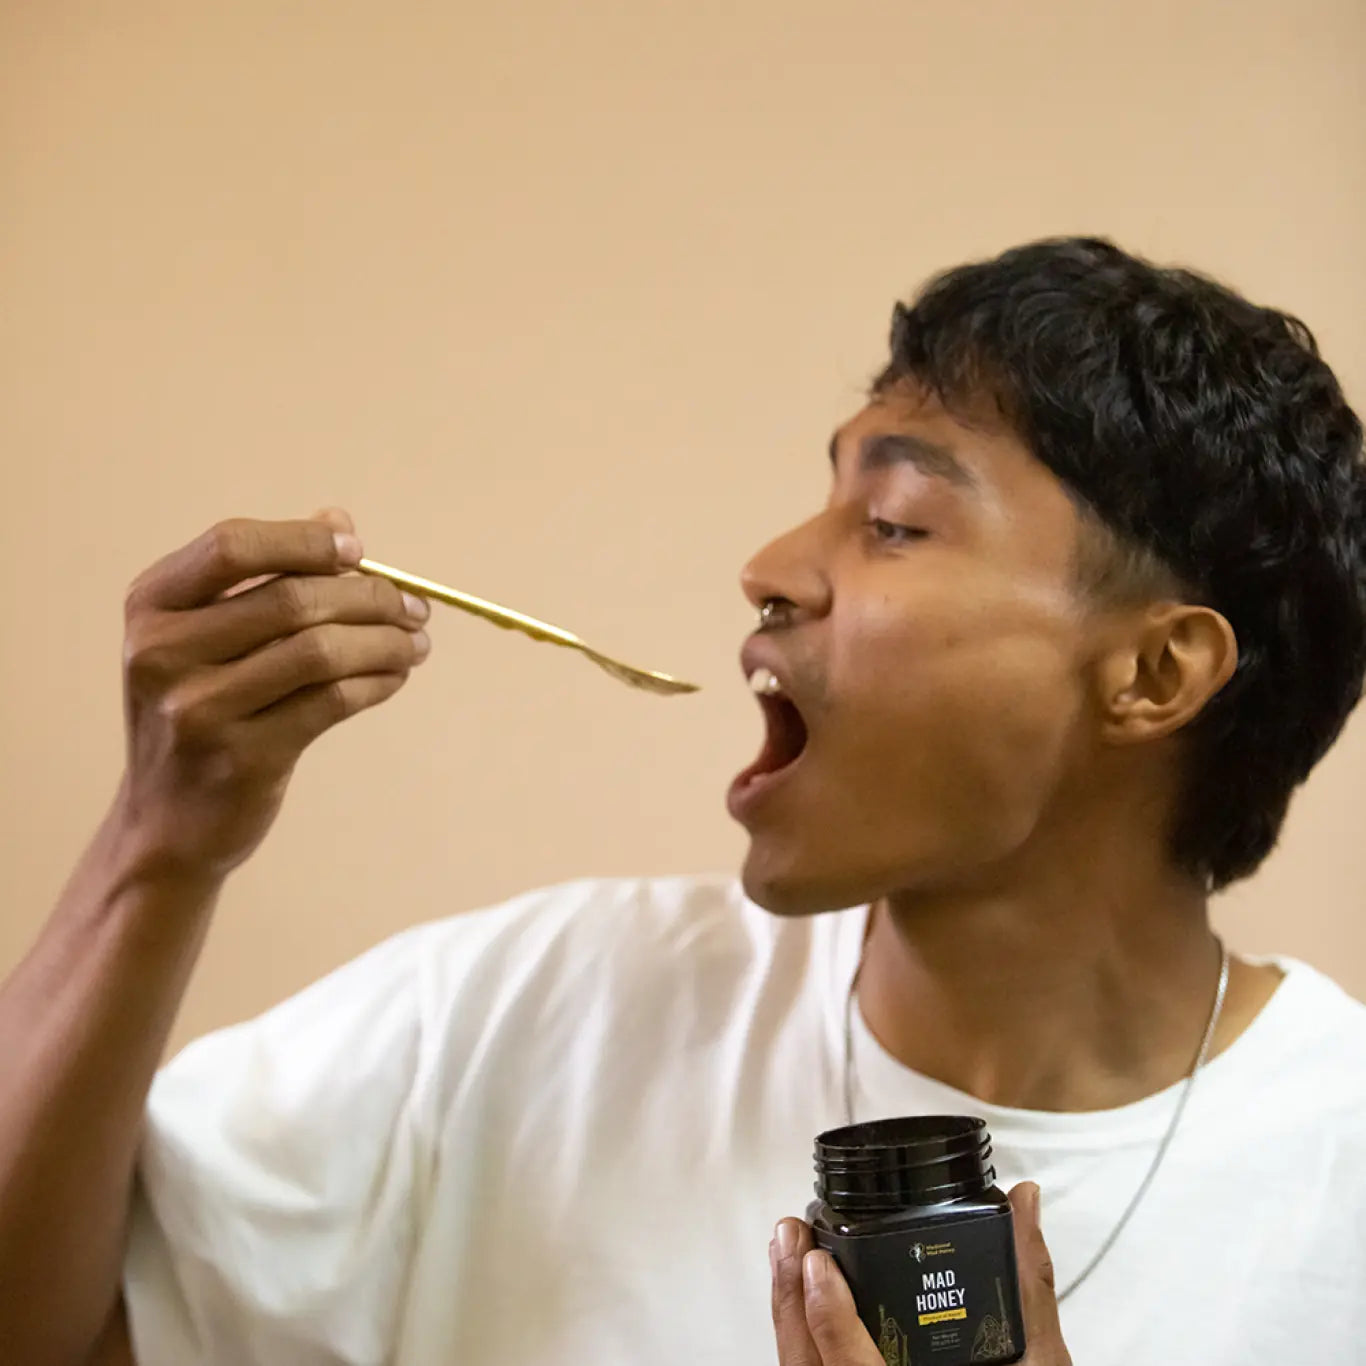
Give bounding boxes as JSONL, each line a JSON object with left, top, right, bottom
{"left": 311, "top": 507, "right": 356, "bottom": 535}
{"left": 1008, "top": 1182, "right": 1072, "bottom": 1365}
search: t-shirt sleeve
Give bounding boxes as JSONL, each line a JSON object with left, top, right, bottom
{"left": 123, "top": 923, "right": 442, "bottom": 1366}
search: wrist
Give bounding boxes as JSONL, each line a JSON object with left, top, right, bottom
{"left": 32, "top": 783, "right": 228, "bottom": 1006}
{"left": 98, "top": 780, "right": 229, "bottom": 904}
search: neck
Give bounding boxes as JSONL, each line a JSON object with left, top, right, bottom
{"left": 856, "top": 848, "right": 1266, "bottom": 1113}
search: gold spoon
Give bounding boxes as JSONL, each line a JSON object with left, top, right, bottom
{"left": 358, "top": 558, "right": 700, "bottom": 696}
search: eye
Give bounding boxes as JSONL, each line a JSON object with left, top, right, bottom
{"left": 864, "top": 517, "right": 928, "bottom": 546}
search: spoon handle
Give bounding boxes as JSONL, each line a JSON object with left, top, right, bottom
{"left": 357, "top": 558, "right": 581, "bottom": 649}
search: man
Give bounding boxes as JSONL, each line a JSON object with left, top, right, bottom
{"left": 1, "top": 237, "right": 1364, "bottom": 1366}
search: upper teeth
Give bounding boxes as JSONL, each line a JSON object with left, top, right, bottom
{"left": 749, "top": 667, "right": 784, "bottom": 697}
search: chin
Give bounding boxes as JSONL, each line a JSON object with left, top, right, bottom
{"left": 739, "top": 845, "right": 885, "bottom": 918}
{"left": 739, "top": 825, "right": 987, "bottom": 916}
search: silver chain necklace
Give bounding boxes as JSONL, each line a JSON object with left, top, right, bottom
{"left": 841, "top": 936, "right": 1230, "bottom": 1303}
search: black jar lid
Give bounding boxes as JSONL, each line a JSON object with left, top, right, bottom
{"left": 814, "top": 1115, "right": 995, "bottom": 1212}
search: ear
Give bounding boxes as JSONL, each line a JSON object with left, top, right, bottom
{"left": 1094, "top": 603, "right": 1238, "bottom": 745}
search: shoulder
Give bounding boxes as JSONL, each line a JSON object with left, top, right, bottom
{"left": 407, "top": 874, "right": 857, "bottom": 1081}
{"left": 408, "top": 873, "right": 791, "bottom": 1014}
{"left": 1244, "top": 957, "right": 1366, "bottom": 1126}
{"left": 414, "top": 871, "right": 753, "bottom": 958}
{"left": 1268, "top": 958, "right": 1366, "bottom": 1046}
{"left": 158, "top": 877, "right": 764, "bottom": 1082}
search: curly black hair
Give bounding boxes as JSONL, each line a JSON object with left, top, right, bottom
{"left": 876, "top": 236, "right": 1366, "bottom": 890}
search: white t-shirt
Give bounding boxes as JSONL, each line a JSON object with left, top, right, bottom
{"left": 124, "top": 875, "right": 1366, "bottom": 1365}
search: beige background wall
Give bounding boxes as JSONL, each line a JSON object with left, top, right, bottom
{"left": 2, "top": 0, "right": 1363, "bottom": 1050}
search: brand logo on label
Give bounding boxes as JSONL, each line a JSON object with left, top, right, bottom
{"left": 909, "top": 1244, "right": 926, "bottom": 1263}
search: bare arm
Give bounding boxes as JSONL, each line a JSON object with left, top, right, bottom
{"left": 0, "top": 819, "right": 219, "bottom": 1366}
{"left": 0, "top": 512, "right": 430, "bottom": 1366}
{"left": 88, "top": 1299, "right": 135, "bottom": 1366}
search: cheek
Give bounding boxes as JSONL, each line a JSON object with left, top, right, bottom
{"left": 834, "top": 606, "right": 1087, "bottom": 836}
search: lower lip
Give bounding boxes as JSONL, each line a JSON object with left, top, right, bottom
{"left": 726, "top": 754, "right": 804, "bottom": 823}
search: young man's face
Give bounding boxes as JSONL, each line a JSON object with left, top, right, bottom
{"left": 729, "top": 382, "right": 1108, "bottom": 915}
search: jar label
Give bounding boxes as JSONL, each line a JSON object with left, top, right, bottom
{"left": 813, "top": 1211, "right": 1025, "bottom": 1365}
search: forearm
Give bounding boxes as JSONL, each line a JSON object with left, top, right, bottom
{"left": 0, "top": 793, "right": 221, "bottom": 1366}
{"left": 0, "top": 511, "right": 421, "bottom": 1365}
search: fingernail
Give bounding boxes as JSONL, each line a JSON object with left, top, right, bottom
{"left": 333, "top": 532, "right": 362, "bottom": 566}
{"left": 402, "top": 591, "right": 430, "bottom": 622}
{"left": 768, "top": 1238, "right": 778, "bottom": 1275}
{"left": 775, "top": 1219, "right": 799, "bottom": 1261}
{"left": 803, "top": 1250, "right": 830, "bottom": 1296}
{"left": 412, "top": 630, "right": 431, "bottom": 660}
{"left": 1028, "top": 1182, "right": 1042, "bottom": 1225}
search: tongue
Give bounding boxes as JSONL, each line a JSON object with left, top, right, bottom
{"left": 757, "top": 695, "right": 808, "bottom": 774}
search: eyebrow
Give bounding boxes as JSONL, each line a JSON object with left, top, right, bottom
{"left": 828, "top": 431, "right": 977, "bottom": 491}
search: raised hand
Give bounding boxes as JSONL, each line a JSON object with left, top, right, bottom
{"left": 116, "top": 509, "right": 430, "bottom": 881}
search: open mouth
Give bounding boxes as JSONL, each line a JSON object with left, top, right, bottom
{"left": 732, "top": 666, "right": 810, "bottom": 797}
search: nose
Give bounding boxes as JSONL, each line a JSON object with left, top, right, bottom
{"left": 739, "top": 513, "right": 833, "bottom": 623}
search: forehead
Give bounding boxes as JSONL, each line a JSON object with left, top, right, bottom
{"left": 832, "top": 386, "right": 1086, "bottom": 573}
